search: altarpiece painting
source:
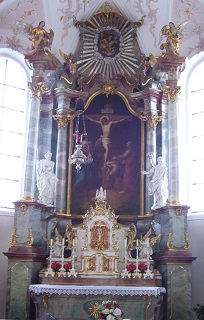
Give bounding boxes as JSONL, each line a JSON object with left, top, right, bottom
{"left": 71, "top": 93, "right": 142, "bottom": 215}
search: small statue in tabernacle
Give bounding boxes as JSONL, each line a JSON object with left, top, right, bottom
{"left": 96, "top": 187, "right": 106, "bottom": 201}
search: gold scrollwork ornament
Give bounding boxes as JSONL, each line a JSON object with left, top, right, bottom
{"left": 41, "top": 293, "right": 51, "bottom": 312}
{"left": 20, "top": 203, "right": 27, "bottom": 215}
{"left": 167, "top": 232, "right": 174, "bottom": 249}
{"left": 101, "top": 81, "right": 116, "bottom": 97}
{"left": 184, "top": 232, "right": 190, "bottom": 250}
{"left": 144, "top": 295, "right": 152, "bottom": 314}
{"left": 27, "top": 228, "right": 34, "bottom": 246}
{"left": 175, "top": 208, "right": 183, "bottom": 218}
{"left": 10, "top": 227, "right": 17, "bottom": 246}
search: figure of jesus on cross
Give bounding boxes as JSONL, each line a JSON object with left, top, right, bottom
{"left": 85, "top": 115, "right": 131, "bottom": 166}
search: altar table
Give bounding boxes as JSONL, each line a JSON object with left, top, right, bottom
{"left": 30, "top": 284, "right": 166, "bottom": 320}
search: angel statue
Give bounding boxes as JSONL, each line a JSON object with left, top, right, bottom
{"left": 59, "top": 50, "right": 79, "bottom": 89}
{"left": 25, "top": 20, "right": 54, "bottom": 53}
{"left": 139, "top": 227, "right": 162, "bottom": 259}
{"left": 160, "top": 21, "right": 189, "bottom": 54}
{"left": 43, "top": 228, "right": 64, "bottom": 257}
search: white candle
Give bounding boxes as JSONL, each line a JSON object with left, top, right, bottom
{"left": 50, "top": 239, "right": 53, "bottom": 246}
{"left": 136, "top": 239, "right": 139, "bottom": 246}
{"left": 62, "top": 238, "right": 64, "bottom": 245}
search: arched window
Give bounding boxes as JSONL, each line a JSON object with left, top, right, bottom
{"left": 0, "top": 51, "right": 30, "bottom": 210}
{"left": 179, "top": 52, "right": 204, "bottom": 214}
{"left": 188, "top": 62, "right": 204, "bottom": 214}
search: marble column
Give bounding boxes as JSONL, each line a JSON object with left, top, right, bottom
{"left": 132, "top": 89, "right": 162, "bottom": 214}
{"left": 161, "top": 94, "right": 168, "bottom": 167}
{"left": 23, "top": 76, "right": 46, "bottom": 200}
{"left": 156, "top": 54, "right": 186, "bottom": 205}
{"left": 53, "top": 108, "right": 69, "bottom": 214}
{"left": 53, "top": 88, "right": 80, "bottom": 215}
{"left": 164, "top": 78, "right": 181, "bottom": 204}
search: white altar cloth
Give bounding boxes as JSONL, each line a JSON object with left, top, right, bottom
{"left": 29, "top": 284, "right": 166, "bottom": 297}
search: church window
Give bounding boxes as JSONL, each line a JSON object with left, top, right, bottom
{"left": 0, "top": 56, "right": 28, "bottom": 209}
{"left": 188, "top": 61, "right": 204, "bottom": 214}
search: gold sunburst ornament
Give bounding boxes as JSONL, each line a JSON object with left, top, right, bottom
{"left": 88, "top": 302, "right": 101, "bottom": 319}
{"left": 72, "top": 3, "right": 145, "bottom": 81}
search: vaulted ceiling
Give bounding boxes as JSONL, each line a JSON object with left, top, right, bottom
{"left": 0, "top": 0, "right": 204, "bottom": 64}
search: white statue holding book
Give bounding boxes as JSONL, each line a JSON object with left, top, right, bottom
{"left": 142, "top": 156, "right": 168, "bottom": 210}
{"left": 36, "top": 152, "right": 58, "bottom": 206}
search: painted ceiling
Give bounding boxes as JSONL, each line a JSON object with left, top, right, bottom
{"left": 0, "top": 0, "right": 204, "bottom": 64}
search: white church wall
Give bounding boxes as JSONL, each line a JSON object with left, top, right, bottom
{"left": 188, "top": 214, "right": 204, "bottom": 320}
{"left": 0, "top": 211, "right": 14, "bottom": 318}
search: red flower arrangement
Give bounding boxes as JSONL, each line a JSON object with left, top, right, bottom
{"left": 99, "top": 300, "right": 124, "bottom": 319}
{"left": 126, "top": 263, "right": 136, "bottom": 273}
{"left": 64, "top": 262, "right": 72, "bottom": 271}
{"left": 51, "top": 262, "right": 61, "bottom": 272}
{"left": 138, "top": 263, "right": 147, "bottom": 273}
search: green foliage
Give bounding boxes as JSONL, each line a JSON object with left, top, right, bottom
{"left": 194, "top": 304, "right": 204, "bottom": 320}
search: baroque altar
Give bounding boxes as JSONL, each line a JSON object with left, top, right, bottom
{"left": 4, "top": 2, "right": 196, "bottom": 320}
{"left": 39, "top": 188, "right": 163, "bottom": 284}
{"left": 30, "top": 188, "right": 165, "bottom": 320}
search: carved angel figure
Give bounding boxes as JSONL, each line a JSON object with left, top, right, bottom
{"left": 139, "top": 228, "right": 162, "bottom": 258}
{"left": 139, "top": 237, "right": 153, "bottom": 259}
{"left": 25, "top": 20, "right": 54, "bottom": 52}
{"left": 59, "top": 50, "right": 80, "bottom": 89}
{"left": 43, "top": 228, "right": 63, "bottom": 257}
{"left": 160, "top": 21, "right": 188, "bottom": 54}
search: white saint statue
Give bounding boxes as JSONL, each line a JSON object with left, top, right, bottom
{"left": 142, "top": 156, "right": 168, "bottom": 210}
{"left": 36, "top": 152, "right": 58, "bottom": 206}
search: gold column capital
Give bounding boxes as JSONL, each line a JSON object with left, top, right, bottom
{"left": 163, "top": 85, "right": 181, "bottom": 103}
{"left": 142, "top": 114, "right": 162, "bottom": 129}
{"left": 28, "top": 81, "right": 46, "bottom": 99}
{"left": 53, "top": 112, "right": 74, "bottom": 129}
